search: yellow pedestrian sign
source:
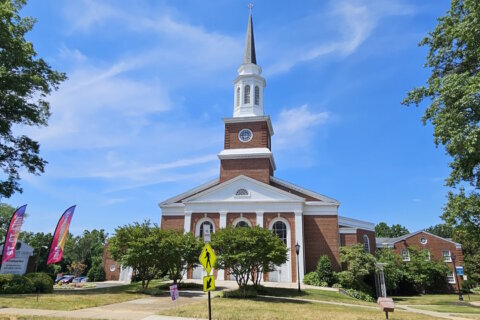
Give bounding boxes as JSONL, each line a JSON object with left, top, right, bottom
{"left": 199, "top": 243, "right": 216, "bottom": 275}
{"left": 203, "top": 275, "right": 215, "bottom": 292}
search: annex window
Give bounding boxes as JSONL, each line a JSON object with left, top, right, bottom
{"left": 447, "top": 271, "right": 455, "bottom": 284}
{"left": 272, "top": 221, "right": 287, "bottom": 245}
{"left": 425, "top": 250, "right": 431, "bottom": 261}
{"left": 235, "top": 220, "right": 249, "bottom": 228}
{"left": 236, "top": 87, "right": 240, "bottom": 107}
{"left": 363, "top": 235, "right": 370, "bottom": 253}
{"left": 254, "top": 86, "right": 260, "bottom": 105}
{"left": 401, "top": 249, "right": 410, "bottom": 261}
{"left": 244, "top": 85, "right": 250, "bottom": 104}
{"left": 442, "top": 250, "right": 452, "bottom": 262}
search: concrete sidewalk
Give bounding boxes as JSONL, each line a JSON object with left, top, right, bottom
{"left": 0, "top": 294, "right": 206, "bottom": 320}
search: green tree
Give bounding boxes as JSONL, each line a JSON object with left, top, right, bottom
{"left": 375, "top": 222, "right": 409, "bottom": 238}
{"left": 402, "top": 0, "right": 480, "bottom": 281}
{"left": 425, "top": 223, "right": 454, "bottom": 238}
{"left": 335, "top": 244, "right": 376, "bottom": 292}
{"left": 376, "top": 249, "right": 404, "bottom": 295}
{"left": 315, "top": 255, "right": 334, "bottom": 286}
{"left": 212, "top": 226, "right": 287, "bottom": 288}
{"left": 108, "top": 221, "right": 164, "bottom": 288}
{"left": 401, "top": 247, "right": 450, "bottom": 293}
{"left": 0, "top": 0, "right": 67, "bottom": 198}
{"left": 160, "top": 230, "right": 202, "bottom": 284}
{"left": 19, "top": 231, "right": 52, "bottom": 273}
{"left": 0, "top": 203, "right": 15, "bottom": 237}
{"left": 442, "top": 190, "right": 480, "bottom": 281}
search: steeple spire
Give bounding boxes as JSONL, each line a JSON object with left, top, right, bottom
{"left": 243, "top": 5, "right": 256, "bottom": 65}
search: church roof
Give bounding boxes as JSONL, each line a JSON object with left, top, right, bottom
{"left": 375, "top": 230, "right": 462, "bottom": 249}
{"left": 243, "top": 12, "right": 257, "bottom": 65}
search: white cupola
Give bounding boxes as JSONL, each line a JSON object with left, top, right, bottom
{"left": 233, "top": 11, "right": 266, "bottom": 118}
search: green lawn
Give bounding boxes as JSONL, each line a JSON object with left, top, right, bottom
{"left": 255, "top": 287, "right": 374, "bottom": 305}
{"left": 0, "top": 280, "right": 172, "bottom": 311}
{"left": 160, "top": 296, "right": 443, "bottom": 320}
{"left": 393, "top": 293, "right": 480, "bottom": 315}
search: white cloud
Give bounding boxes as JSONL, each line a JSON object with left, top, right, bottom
{"left": 265, "top": 0, "right": 416, "bottom": 75}
{"left": 274, "top": 105, "right": 331, "bottom": 150}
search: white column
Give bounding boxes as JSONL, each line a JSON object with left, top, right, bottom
{"left": 184, "top": 211, "right": 192, "bottom": 234}
{"left": 219, "top": 211, "right": 227, "bottom": 228}
{"left": 294, "top": 210, "right": 305, "bottom": 283}
{"left": 217, "top": 211, "right": 228, "bottom": 281}
{"left": 256, "top": 211, "right": 264, "bottom": 227}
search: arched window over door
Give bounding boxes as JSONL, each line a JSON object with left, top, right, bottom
{"left": 272, "top": 221, "right": 287, "bottom": 245}
{"left": 200, "top": 221, "right": 213, "bottom": 238}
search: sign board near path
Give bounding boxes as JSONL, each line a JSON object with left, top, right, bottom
{"left": 203, "top": 275, "right": 215, "bottom": 292}
{"left": 203, "top": 228, "right": 211, "bottom": 243}
{"left": 170, "top": 284, "right": 179, "bottom": 301}
{"left": 199, "top": 243, "right": 216, "bottom": 275}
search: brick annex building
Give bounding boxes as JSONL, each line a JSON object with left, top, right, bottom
{"left": 158, "top": 13, "right": 377, "bottom": 283}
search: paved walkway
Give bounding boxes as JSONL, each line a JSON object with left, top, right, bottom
{"left": 0, "top": 294, "right": 207, "bottom": 320}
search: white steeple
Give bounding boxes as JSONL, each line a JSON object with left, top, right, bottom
{"left": 233, "top": 8, "right": 266, "bottom": 118}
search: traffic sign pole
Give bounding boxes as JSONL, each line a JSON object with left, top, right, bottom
{"left": 208, "top": 291, "right": 212, "bottom": 320}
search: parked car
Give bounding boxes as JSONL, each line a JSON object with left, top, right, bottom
{"left": 55, "top": 275, "right": 65, "bottom": 283}
{"left": 61, "top": 275, "right": 75, "bottom": 283}
{"left": 73, "top": 276, "right": 87, "bottom": 283}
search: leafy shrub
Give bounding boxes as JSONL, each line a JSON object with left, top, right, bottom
{"left": 25, "top": 273, "right": 53, "bottom": 293}
{"left": 319, "top": 281, "right": 329, "bottom": 287}
{"left": 334, "top": 271, "right": 355, "bottom": 289}
{"left": 332, "top": 283, "right": 342, "bottom": 288}
{"left": 87, "top": 263, "right": 106, "bottom": 282}
{"left": 303, "top": 272, "right": 320, "bottom": 286}
{"left": 316, "top": 255, "right": 335, "bottom": 286}
{"left": 0, "top": 274, "right": 34, "bottom": 294}
{"left": 345, "top": 288, "right": 375, "bottom": 302}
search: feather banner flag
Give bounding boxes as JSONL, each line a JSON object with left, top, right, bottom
{"left": 47, "top": 205, "right": 76, "bottom": 265}
{"left": 1, "top": 205, "right": 27, "bottom": 265}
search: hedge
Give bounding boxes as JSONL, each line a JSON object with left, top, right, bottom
{"left": 25, "top": 272, "right": 54, "bottom": 293}
{"left": 0, "top": 274, "right": 34, "bottom": 294}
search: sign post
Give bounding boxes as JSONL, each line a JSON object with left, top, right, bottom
{"left": 199, "top": 243, "right": 216, "bottom": 320}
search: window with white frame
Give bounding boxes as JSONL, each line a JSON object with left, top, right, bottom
{"left": 235, "top": 188, "right": 249, "bottom": 196}
{"left": 272, "top": 221, "right": 287, "bottom": 245}
{"left": 425, "top": 250, "right": 431, "bottom": 261}
{"left": 244, "top": 85, "right": 250, "bottom": 104}
{"left": 402, "top": 249, "right": 410, "bottom": 261}
{"left": 442, "top": 250, "right": 452, "bottom": 262}
{"left": 199, "top": 221, "right": 214, "bottom": 239}
{"left": 363, "top": 235, "right": 370, "bottom": 253}
{"left": 254, "top": 86, "right": 259, "bottom": 105}
{"left": 447, "top": 271, "right": 455, "bottom": 284}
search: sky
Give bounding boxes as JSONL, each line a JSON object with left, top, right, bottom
{"left": 6, "top": 0, "right": 454, "bottom": 236}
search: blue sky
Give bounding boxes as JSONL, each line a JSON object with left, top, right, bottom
{"left": 8, "top": 0, "right": 453, "bottom": 236}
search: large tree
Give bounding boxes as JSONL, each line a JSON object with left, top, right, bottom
{"left": 0, "top": 0, "right": 66, "bottom": 198}
{"left": 375, "top": 222, "right": 410, "bottom": 238}
{"left": 402, "top": 0, "right": 480, "bottom": 282}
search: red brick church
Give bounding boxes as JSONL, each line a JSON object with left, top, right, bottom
{"left": 159, "top": 12, "right": 375, "bottom": 283}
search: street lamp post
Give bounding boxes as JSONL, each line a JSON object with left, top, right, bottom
{"left": 35, "top": 245, "right": 49, "bottom": 273}
{"left": 295, "top": 242, "right": 301, "bottom": 293}
{"left": 451, "top": 253, "right": 463, "bottom": 301}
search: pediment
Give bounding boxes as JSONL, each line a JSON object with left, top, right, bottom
{"left": 183, "top": 175, "right": 304, "bottom": 203}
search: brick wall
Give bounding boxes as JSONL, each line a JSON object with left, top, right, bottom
{"left": 340, "top": 233, "right": 357, "bottom": 247}
{"left": 160, "top": 215, "right": 185, "bottom": 231}
{"left": 220, "top": 158, "right": 272, "bottom": 184}
{"left": 103, "top": 243, "right": 120, "bottom": 281}
{"left": 303, "top": 215, "right": 341, "bottom": 272}
{"left": 391, "top": 232, "right": 463, "bottom": 291}
{"left": 224, "top": 122, "right": 270, "bottom": 150}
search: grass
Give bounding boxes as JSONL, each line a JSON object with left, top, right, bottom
{"left": 252, "top": 286, "right": 375, "bottom": 305}
{"left": 160, "top": 296, "right": 444, "bottom": 320}
{"left": 393, "top": 293, "right": 480, "bottom": 315}
{"left": 412, "top": 304, "right": 480, "bottom": 314}
{"left": 0, "top": 316, "right": 98, "bottom": 320}
{"left": 0, "top": 280, "right": 176, "bottom": 311}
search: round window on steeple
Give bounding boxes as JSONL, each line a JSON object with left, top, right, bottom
{"left": 238, "top": 129, "right": 253, "bottom": 142}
